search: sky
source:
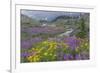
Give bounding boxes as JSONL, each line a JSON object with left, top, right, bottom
{"left": 21, "top": 9, "right": 87, "bottom": 21}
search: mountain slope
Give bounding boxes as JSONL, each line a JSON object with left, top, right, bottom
{"left": 21, "top": 14, "right": 40, "bottom": 26}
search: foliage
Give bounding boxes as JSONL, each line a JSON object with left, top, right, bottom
{"left": 76, "top": 18, "right": 87, "bottom": 38}
{"left": 21, "top": 37, "right": 89, "bottom": 62}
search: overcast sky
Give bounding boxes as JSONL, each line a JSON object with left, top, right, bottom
{"left": 21, "top": 9, "right": 87, "bottom": 21}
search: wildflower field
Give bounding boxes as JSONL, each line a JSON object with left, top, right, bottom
{"left": 21, "top": 10, "right": 90, "bottom": 63}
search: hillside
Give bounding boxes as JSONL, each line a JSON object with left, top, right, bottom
{"left": 21, "top": 14, "right": 40, "bottom": 27}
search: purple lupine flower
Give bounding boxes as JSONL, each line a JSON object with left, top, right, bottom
{"left": 63, "top": 54, "right": 68, "bottom": 60}
{"left": 21, "top": 52, "right": 29, "bottom": 57}
{"left": 63, "top": 54, "right": 73, "bottom": 60}
{"left": 67, "top": 54, "right": 73, "bottom": 59}
{"left": 28, "top": 27, "right": 49, "bottom": 34}
{"left": 21, "top": 37, "right": 42, "bottom": 49}
{"left": 75, "top": 54, "right": 81, "bottom": 60}
{"left": 21, "top": 40, "right": 32, "bottom": 49}
{"left": 27, "top": 26, "right": 65, "bottom": 35}
{"left": 65, "top": 37, "right": 80, "bottom": 50}
{"left": 28, "top": 27, "right": 42, "bottom": 35}
{"left": 30, "top": 37, "right": 42, "bottom": 44}
{"left": 21, "top": 50, "right": 37, "bottom": 57}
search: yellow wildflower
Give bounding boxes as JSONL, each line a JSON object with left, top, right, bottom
{"left": 27, "top": 56, "right": 33, "bottom": 62}
{"left": 44, "top": 52, "right": 48, "bottom": 56}
{"left": 84, "top": 43, "right": 88, "bottom": 46}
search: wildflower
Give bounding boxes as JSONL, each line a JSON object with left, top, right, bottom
{"left": 50, "top": 53, "right": 53, "bottom": 56}
{"left": 44, "top": 52, "right": 48, "bottom": 56}
{"left": 21, "top": 40, "right": 32, "bottom": 49}
{"left": 68, "top": 54, "right": 73, "bottom": 59}
{"left": 63, "top": 54, "right": 73, "bottom": 60}
{"left": 63, "top": 54, "right": 67, "bottom": 60}
{"left": 75, "top": 54, "right": 81, "bottom": 60}
{"left": 21, "top": 52, "right": 29, "bottom": 57}
{"left": 84, "top": 43, "right": 88, "bottom": 46}
{"left": 27, "top": 56, "right": 33, "bottom": 62}
{"left": 65, "top": 37, "right": 80, "bottom": 50}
